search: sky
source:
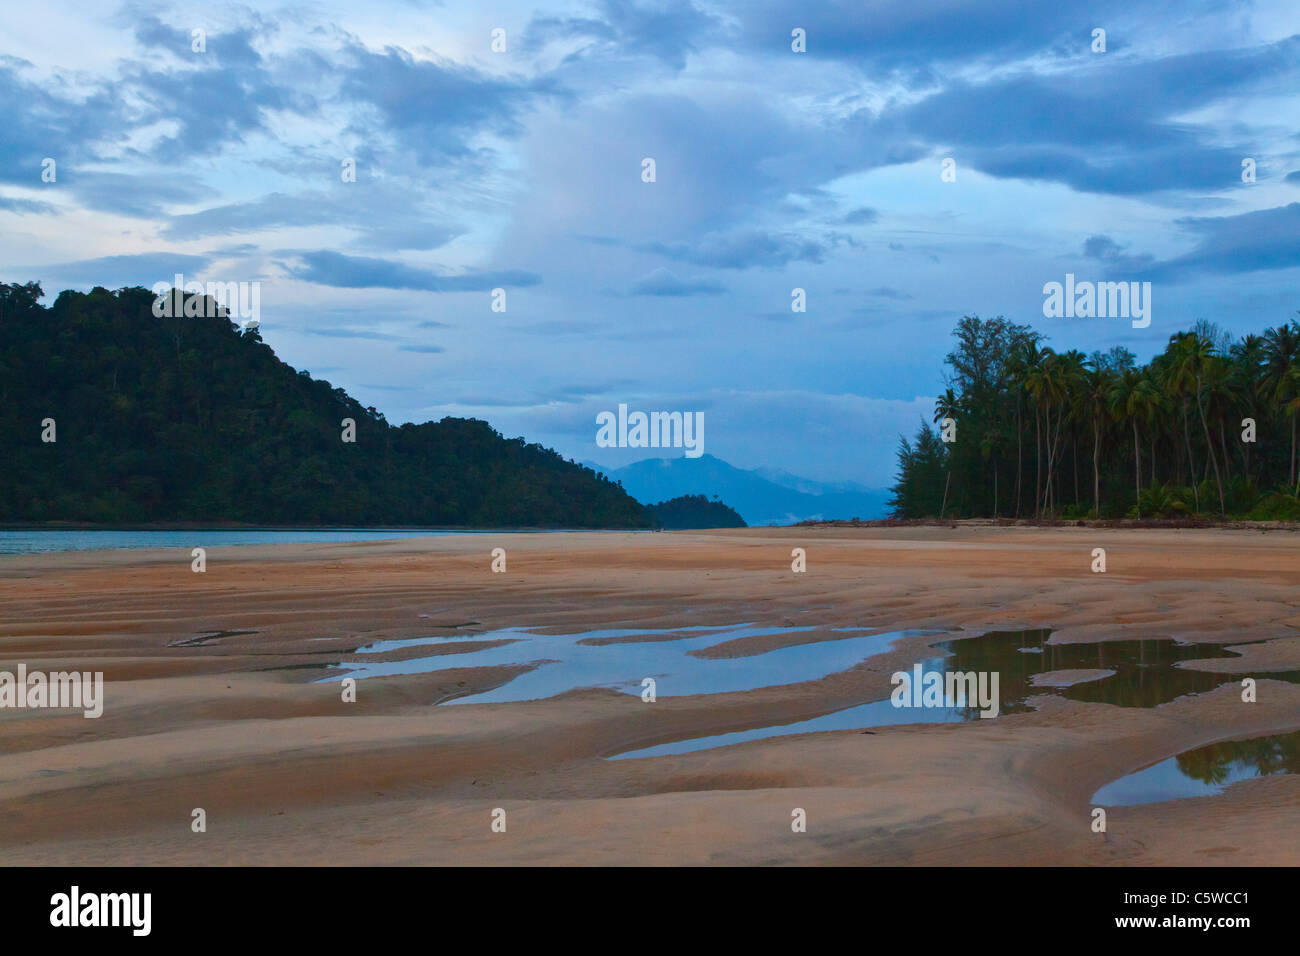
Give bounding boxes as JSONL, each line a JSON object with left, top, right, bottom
{"left": 3, "top": 0, "right": 1299, "bottom": 487}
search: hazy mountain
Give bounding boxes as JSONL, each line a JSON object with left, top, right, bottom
{"left": 588, "top": 454, "right": 891, "bottom": 526}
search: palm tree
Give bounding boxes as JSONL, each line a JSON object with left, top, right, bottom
{"left": 934, "top": 388, "right": 961, "bottom": 516}
{"left": 1167, "top": 331, "right": 1226, "bottom": 515}
{"left": 1026, "top": 351, "right": 1082, "bottom": 515}
{"left": 1262, "top": 321, "right": 1300, "bottom": 488}
{"left": 1229, "top": 334, "right": 1266, "bottom": 478}
{"left": 1079, "top": 362, "right": 1115, "bottom": 517}
{"left": 1005, "top": 336, "right": 1042, "bottom": 517}
{"left": 1110, "top": 369, "right": 1163, "bottom": 517}
{"left": 980, "top": 429, "right": 1002, "bottom": 516}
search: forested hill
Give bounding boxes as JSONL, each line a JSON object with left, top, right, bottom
{"left": 0, "top": 282, "right": 650, "bottom": 528}
{"left": 646, "top": 494, "right": 747, "bottom": 529}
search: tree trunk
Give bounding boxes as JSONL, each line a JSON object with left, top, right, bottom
{"left": 1093, "top": 419, "right": 1101, "bottom": 517}
{"left": 1182, "top": 405, "right": 1198, "bottom": 511}
{"left": 1195, "top": 377, "right": 1225, "bottom": 516}
{"left": 1072, "top": 434, "right": 1079, "bottom": 508}
{"left": 1042, "top": 405, "right": 1054, "bottom": 515}
{"left": 1034, "top": 406, "right": 1042, "bottom": 519}
{"left": 1133, "top": 421, "right": 1142, "bottom": 517}
{"left": 992, "top": 455, "right": 998, "bottom": 517}
{"left": 1015, "top": 397, "right": 1023, "bottom": 518}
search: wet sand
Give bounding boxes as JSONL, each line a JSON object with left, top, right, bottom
{"left": 1, "top": 525, "right": 1297, "bottom": 865}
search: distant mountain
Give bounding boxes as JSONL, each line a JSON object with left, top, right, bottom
{"left": 0, "top": 282, "right": 650, "bottom": 528}
{"left": 646, "top": 494, "right": 746, "bottom": 530}
{"left": 588, "top": 454, "right": 891, "bottom": 526}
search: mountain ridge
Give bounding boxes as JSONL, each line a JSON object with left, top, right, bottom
{"left": 584, "top": 454, "right": 891, "bottom": 526}
{"left": 0, "top": 282, "right": 649, "bottom": 528}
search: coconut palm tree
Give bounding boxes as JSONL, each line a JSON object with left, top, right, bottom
{"left": 934, "top": 388, "right": 961, "bottom": 516}
{"left": 1167, "top": 331, "right": 1226, "bottom": 515}
{"left": 1229, "top": 334, "right": 1266, "bottom": 477}
{"left": 1079, "top": 362, "right": 1116, "bottom": 517}
{"left": 1262, "top": 321, "right": 1300, "bottom": 488}
{"left": 1109, "top": 369, "right": 1163, "bottom": 517}
{"left": 1005, "top": 336, "right": 1042, "bottom": 517}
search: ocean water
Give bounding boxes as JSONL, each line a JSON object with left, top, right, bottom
{"left": 0, "top": 528, "right": 515, "bottom": 555}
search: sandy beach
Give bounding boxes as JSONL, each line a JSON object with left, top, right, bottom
{"left": 1, "top": 525, "right": 1297, "bottom": 865}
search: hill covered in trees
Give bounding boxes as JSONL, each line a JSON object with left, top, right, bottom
{"left": 0, "top": 282, "right": 650, "bottom": 528}
{"left": 890, "top": 314, "right": 1300, "bottom": 521}
{"left": 646, "top": 494, "right": 747, "bottom": 529}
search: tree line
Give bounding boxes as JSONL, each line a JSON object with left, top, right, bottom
{"left": 889, "top": 314, "right": 1300, "bottom": 521}
{"left": 0, "top": 282, "right": 651, "bottom": 528}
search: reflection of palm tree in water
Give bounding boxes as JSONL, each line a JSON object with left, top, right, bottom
{"left": 932, "top": 630, "right": 1300, "bottom": 714}
{"left": 1175, "top": 732, "right": 1300, "bottom": 785}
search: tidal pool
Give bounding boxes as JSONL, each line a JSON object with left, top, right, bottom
{"left": 1091, "top": 730, "right": 1300, "bottom": 805}
{"left": 317, "top": 624, "right": 936, "bottom": 704}
{"left": 611, "top": 629, "right": 1300, "bottom": 759}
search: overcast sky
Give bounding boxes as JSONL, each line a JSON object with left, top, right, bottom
{"left": 3, "top": 0, "right": 1299, "bottom": 486}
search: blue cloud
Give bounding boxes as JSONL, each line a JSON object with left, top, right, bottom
{"left": 31, "top": 253, "right": 213, "bottom": 289}
{"left": 284, "top": 251, "right": 541, "bottom": 291}
{"left": 627, "top": 267, "right": 726, "bottom": 296}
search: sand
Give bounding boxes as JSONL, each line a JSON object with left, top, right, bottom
{"left": 0, "top": 524, "right": 1297, "bottom": 865}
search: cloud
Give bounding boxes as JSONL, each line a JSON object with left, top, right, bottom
{"left": 840, "top": 206, "right": 879, "bottom": 225}
{"left": 1146, "top": 202, "right": 1300, "bottom": 280}
{"left": 1081, "top": 235, "right": 1156, "bottom": 273}
{"left": 283, "top": 250, "right": 541, "bottom": 291}
{"left": 0, "top": 62, "right": 131, "bottom": 188}
{"left": 643, "top": 229, "right": 851, "bottom": 270}
{"left": 339, "top": 44, "right": 558, "bottom": 164}
{"left": 626, "top": 267, "right": 726, "bottom": 296}
{"left": 298, "top": 327, "right": 401, "bottom": 340}
{"left": 733, "top": 0, "right": 1231, "bottom": 74}
{"left": 527, "top": 0, "right": 725, "bottom": 71}
{"left": 0, "top": 195, "right": 56, "bottom": 214}
{"left": 888, "top": 36, "right": 1300, "bottom": 195}
{"left": 62, "top": 170, "right": 214, "bottom": 218}
{"left": 163, "top": 188, "right": 462, "bottom": 251}
{"left": 31, "top": 253, "right": 212, "bottom": 289}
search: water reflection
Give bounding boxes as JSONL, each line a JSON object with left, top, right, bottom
{"left": 1092, "top": 730, "right": 1300, "bottom": 805}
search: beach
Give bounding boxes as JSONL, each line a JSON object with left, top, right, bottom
{"left": 1, "top": 525, "right": 1297, "bottom": 865}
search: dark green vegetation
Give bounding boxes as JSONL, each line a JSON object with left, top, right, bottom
{"left": 890, "top": 315, "right": 1300, "bottom": 520}
{"left": 0, "top": 283, "right": 651, "bottom": 528}
{"left": 646, "top": 493, "right": 746, "bottom": 529}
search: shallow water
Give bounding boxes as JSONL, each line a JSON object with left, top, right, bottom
{"left": 319, "top": 621, "right": 1298, "bottom": 760}
{"left": 1091, "top": 730, "right": 1300, "bottom": 805}
{"left": 0, "top": 528, "right": 613, "bottom": 556}
{"left": 611, "top": 656, "right": 954, "bottom": 759}
{"left": 931, "top": 629, "right": 1277, "bottom": 711}
{"left": 0, "top": 528, "right": 495, "bottom": 555}
{"left": 318, "top": 624, "right": 932, "bottom": 704}
{"left": 612, "top": 629, "right": 1299, "bottom": 759}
